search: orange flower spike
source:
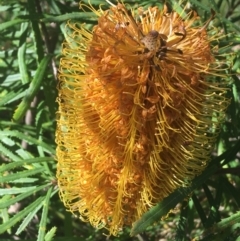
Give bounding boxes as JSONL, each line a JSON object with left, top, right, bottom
{"left": 56, "top": 1, "right": 230, "bottom": 236}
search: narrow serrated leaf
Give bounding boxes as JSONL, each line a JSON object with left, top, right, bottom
{"left": 192, "top": 193, "right": 208, "bottom": 228}
{"left": 13, "top": 55, "right": 52, "bottom": 122}
{"left": 0, "top": 86, "right": 27, "bottom": 106}
{"left": 0, "top": 167, "right": 45, "bottom": 183}
{"left": 0, "top": 19, "right": 27, "bottom": 31}
{"left": 203, "top": 211, "right": 240, "bottom": 238}
{"left": 0, "top": 130, "right": 55, "bottom": 154}
{"left": 202, "top": 183, "right": 216, "bottom": 207}
{"left": 41, "top": 12, "right": 97, "bottom": 23}
{"left": 9, "top": 177, "right": 39, "bottom": 183}
{"left": 37, "top": 187, "right": 53, "bottom": 241}
{"left": 27, "top": 0, "right": 44, "bottom": 62}
{"left": 0, "top": 143, "right": 22, "bottom": 162}
{"left": 16, "top": 188, "right": 58, "bottom": 236}
{"left": 175, "top": 200, "right": 189, "bottom": 240}
{"left": 131, "top": 164, "right": 218, "bottom": 236}
{"left": 0, "top": 184, "right": 50, "bottom": 209}
{"left": 131, "top": 140, "right": 240, "bottom": 235}
{"left": 222, "top": 177, "right": 240, "bottom": 208}
{"left": 44, "top": 226, "right": 57, "bottom": 241}
{"left": 0, "top": 196, "right": 45, "bottom": 234}
{"left": 18, "top": 22, "right": 30, "bottom": 84}
{"left": 0, "top": 187, "right": 37, "bottom": 196}
{"left": 189, "top": 0, "right": 211, "bottom": 11}
{"left": 0, "top": 157, "right": 54, "bottom": 172}
{"left": 16, "top": 205, "right": 44, "bottom": 235}
{"left": 0, "top": 208, "right": 11, "bottom": 234}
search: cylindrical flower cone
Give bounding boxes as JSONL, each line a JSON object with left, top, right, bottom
{"left": 56, "top": 2, "right": 230, "bottom": 236}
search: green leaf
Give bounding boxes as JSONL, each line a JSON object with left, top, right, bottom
{"left": 27, "top": 0, "right": 44, "bottom": 62}
{"left": 0, "top": 187, "right": 38, "bottom": 196}
{"left": 18, "top": 22, "right": 31, "bottom": 84}
{"left": 131, "top": 163, "right": 216, "bottom": 235}
{"left": 0, "top": 184, "right": 50, "bottom": 209}
{"left": 15, "top": 195, "right": 45, "bottom": 235}
{"left": 222, "top": 177, "right": 240, "bottom": 208}
{"left": 0, "top": 19, "right": 28, "bottom": 32}
{"left": 131, "top": 139, "right": 240, "bottom": 235}
{"left": 0, "top": 157, "right": 54, "bottom": 172}
{"left": 44, "top": 226, "right": 57, "bottom": 241}
{"left": 175, "top": 200, "right": 190, "bottom": 241}
{"left": 192, "top": 193, "right": 208, "bottom": 228}
{"left": 214, "top": 178, "right": 223, "bottom": 209}
{"left": 0, "top": 130, "right": 55, "bottom": 154}
{"left": 0, "top": 142, "right": 22, "bottom": 162}
{"left": 37, "top": 187, "right": 53, "bottom": 241}
{"left": 9, "top": 177, "right": 39, "bottom": 183}
{"left": 202, "top": 184, "right": 221, "bottom": 225}
{"left": 41, "top": 12, "right": 97, "bottom": 23}
{"left": 0, "top": 196, "right": 45, "bottom": 234}
{"left": 0, "top": 208, "right": 11, "bottom": 234}
{"left": 13, "top": 55, "right": 52, "bottom": 123}
{"left": 16, "top": 188, "right": 58, "bottom": 236}
{"left": 202, "top": 211, "right": 240, "bottom": 239}
{"left": 0, "top": 167, "right": 45, "bottom": 183}
{"left": 0, "top": 85, "right": 27, "bottom": 106}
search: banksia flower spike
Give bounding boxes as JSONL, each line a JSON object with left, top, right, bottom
{"left": 56, "top": 1, "right": 230, "bottom": 236}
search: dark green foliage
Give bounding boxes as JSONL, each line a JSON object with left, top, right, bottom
{"left": 0, "top": 0, "right": 239, "bottom": 240}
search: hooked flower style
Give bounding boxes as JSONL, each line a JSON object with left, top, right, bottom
{"left": 56, "top": 1, "right": 230, "bottom": 236}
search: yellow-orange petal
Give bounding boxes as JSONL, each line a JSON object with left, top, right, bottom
{"left": 56, "top": 2, "right": 231, "bottom": 236}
